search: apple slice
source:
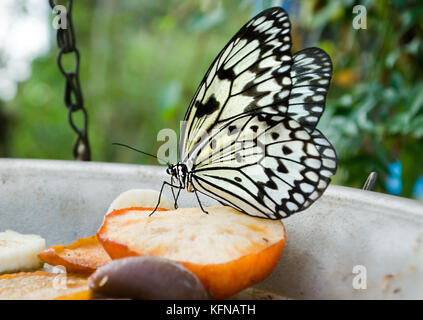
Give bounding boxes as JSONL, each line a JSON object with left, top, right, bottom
{"left": 97, "top": 206, "right": 285, "bottom": 299}
{"left": 38, "top": 235, "right": 112, "bottom": 274}
{"left": 107, "top": 189, "right": 174, "bottom": 213}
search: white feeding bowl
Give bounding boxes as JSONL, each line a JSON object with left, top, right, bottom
{"left": 0, "top": 158, "right": 422, "bottom": 299}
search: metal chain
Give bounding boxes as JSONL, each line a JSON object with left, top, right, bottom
{"left": 49, "top": 0, "right": 91, "bottom": 161}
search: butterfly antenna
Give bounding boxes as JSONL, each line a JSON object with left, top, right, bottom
{"left": 112, "top": 142, "right": 168, "bottom": 163}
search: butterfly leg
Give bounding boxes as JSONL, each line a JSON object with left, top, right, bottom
{"left": 174, "top": 187, "right": 182, "bottom": 209}
{"left": 193, "top": 188, "right": 209, "bottom": 214}
{"left": 150, "top": 181, "right": 183, "bottom": 216}
{"left": 169, "top": 176, "right": 179, "bottom": 209}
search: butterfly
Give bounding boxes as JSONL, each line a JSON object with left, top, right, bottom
{"left": 155, "top": 7, "right": 337, "bottom": 220}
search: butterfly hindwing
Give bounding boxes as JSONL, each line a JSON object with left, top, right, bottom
{"left": 180, "top": 7, "right": 294, "bottom": 162}
{"left": 300, "top": 128, "right": 337, "bottom": 210}
{"left": 191, "top": 113, "right": 323, "bottom": 219}
{"left": 287, "top": 47, "right": 333, "bottom": 131}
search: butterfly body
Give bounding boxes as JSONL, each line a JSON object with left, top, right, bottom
{"left": 157, "top": 7, "right": 337, "bottom": 220}
{"left": 166, "top": 162, "right": 194, "bottom": 192}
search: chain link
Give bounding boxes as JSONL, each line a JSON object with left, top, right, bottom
{"left": 49, "top": 0, "right": 91, "bottom": 161}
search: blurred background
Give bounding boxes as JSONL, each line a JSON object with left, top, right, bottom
{"left": 0, "top": 0, "right": 422, "bottom": 199}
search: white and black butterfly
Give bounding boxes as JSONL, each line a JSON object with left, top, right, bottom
{"left": 156, "top": 7, "right": 337, "bottom": 220}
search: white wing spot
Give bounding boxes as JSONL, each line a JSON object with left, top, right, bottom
{"left": 280, "top": 44, "right": 290, "bottom": 52}
{"left": 293, "top": 193, "right": 304, "bottom": 203}
{"left": 312, "top": 95, "right": 324, "bottom": 102}
{"left": 278, "top": 65, "right": 290, "bottom": 74}
{"left": 305, "top": 171, "right": 319, "bottom": 182}
{"left": 265, "top": 27, "right": 280, "bottom": 35}
{"left": 253, "top": 16, "right": 266, "bottom": 26}
{"left": 282, "top": 77, "right": 291, "bottom": 85}
{"left": 315, "top": 137, "right": 330, "bottom": 146}
{"left": 300, "top": 183, "right": 314, "bottom": 193}
{"left": 323, "top": 148, "right": 336, "bottom": 158}
{"left": 294, "top": 130, "right": 309, "bottom": 140}
{"left": 306, "top": 143, "right": 320, "bottom": 156}
{"left": 318, "top": 180, "right": 326, "bottom": 188}
{"left": 321, "top": 169, "right": 334, "bottom": 177}
{"left": 305, "top": 158, "right": 321, "bottom": 169}
{"left": 309, "top": 192, "right": 319, "bottom": 200}
{"left": 307, "top": 116, "right": 319, "bottom": 123}
{"left": 286, "top": 201, "right": 298, "bottom": 211}
{"left": 255, "top": 20, "right": 273, "bottom": 32}
{"left": 288, "top": 120, "right": 301, "bottom": 129}
{"left": 325, "top": 159, "right": 337, "bottom": 169}
{"left": 278, "top": 90, "right": 290, "bottom": 100}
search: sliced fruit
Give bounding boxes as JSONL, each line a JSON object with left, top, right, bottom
{"left": 97, "top": 206, "right": 285, "bottom": 299}
{"left": 0, "top": 230, "right": 46, "bottom": 274}
{"left": 0, "top": 271, "right": 88, "bottom": 300}
{"left": 55, "top": 290, "right": 92, "bottom": 300}
{"left": 38, "top": 235, "right": 112, "bottom": 274}
{"left": 107, "top": 189, "right": 174, "bottom": 213}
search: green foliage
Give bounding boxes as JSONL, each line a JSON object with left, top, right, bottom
{"left": 1, "top": 0, "right": 422, "bottom": 198}
{"left": 300, "top": 0, "right": 423, "bottom": 197}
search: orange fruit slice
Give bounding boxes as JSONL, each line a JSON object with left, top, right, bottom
{"left": 97, "top": 206, "right": 285, "bottom": 299}
{"left": 0, "top": 271, "right": 88, "bottom": 300}
{"left": 38, "top": 235, "right": 112, "bottom": 274}
{"left": 55, "top": 290, "right": 92, "bottom": 300}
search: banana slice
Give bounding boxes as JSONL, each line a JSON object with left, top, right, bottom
{"left": 0, "top": 230, "right": 46, "bottom": 274}
{"left": 107, "top": 189, "right": 174, "bottom": 213}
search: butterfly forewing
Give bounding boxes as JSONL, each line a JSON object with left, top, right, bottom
{"left": 180, "top": 7, "right": 294, "bottom": 162}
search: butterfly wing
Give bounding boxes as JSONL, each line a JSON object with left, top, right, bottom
{"left": 287, "top": 47, "right": 333, "bottom": 131}
{"left": 178, "top": 7, "right": 337, "bottom": 219}
{"left": 300, "top": 129, "right": 337, "bottom": 210}
{"left": 180, "top": 7, "right": 294, "bottom": 162}
{"left": 190, "top": 113, "right": 324, "bottom": 219}
{"left": 285, "top": 47, "right": 336, "bottom": 208}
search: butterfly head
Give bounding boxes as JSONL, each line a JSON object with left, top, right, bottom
{"left": 167, "top": 162, "right": 188, "bottom": 188}
{"left": 166, "top": 165, "right": 175, "bottom": 176}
